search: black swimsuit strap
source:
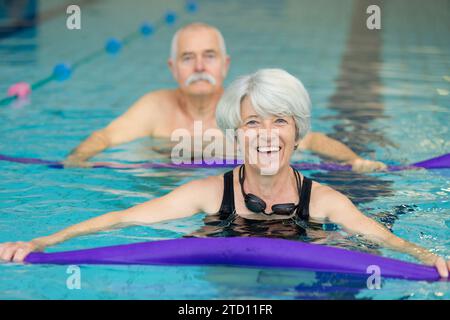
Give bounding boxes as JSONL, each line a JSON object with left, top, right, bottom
{"left": 297, "top": 176, "right": 312, "bottom": 220}
{"left": 218, "top": 170, "right": 235, "bottom": 219}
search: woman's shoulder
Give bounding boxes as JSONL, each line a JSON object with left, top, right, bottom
{"left": 190, "top": 175, "right": 224, "bottom": 189}
{"left": 182, "top": 174, "right": 225, "bottom": 214}
{"left": 308, "top": 179, "right": 351, "bottom": 219}
{"left": 309, "top": 179, "right": 335, "bottom": 197}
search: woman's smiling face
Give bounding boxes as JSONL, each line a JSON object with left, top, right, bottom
{"left": 238, "top": 96, "right": 298, "bottom": 174}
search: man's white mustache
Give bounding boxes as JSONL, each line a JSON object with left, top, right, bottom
{"left": 185, "top": 73, "right": 217, "bottom": 86}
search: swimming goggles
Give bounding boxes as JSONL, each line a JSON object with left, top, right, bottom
{"left": 238, "top": 165, "right": 301, "bottom": 216}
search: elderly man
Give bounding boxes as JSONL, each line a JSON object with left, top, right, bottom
{"left": 64, "top": 23, "right": 385, "bottom": 172}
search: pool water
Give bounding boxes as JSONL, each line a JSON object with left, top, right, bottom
{"left": 0, "top": 0, "right": 449, "bottom": 299}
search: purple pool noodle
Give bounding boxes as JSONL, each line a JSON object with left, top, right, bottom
{"left": 25, "top": 237, "right": 440, "bottom": 281}
{"left": 1, "top": 153, "right": 449, "bottom": 171}
{"left": 412, "top": 153, "right": 450, "bottom": 169}
{"left": 0, "top": 154, "right": 57, "bottom": 165}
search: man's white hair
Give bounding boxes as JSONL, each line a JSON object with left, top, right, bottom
{"left": 216, "top": 69, "right": 311, "bottom": 141}
{"left": 170, "top": 22, "right": 227, "bottom": 61}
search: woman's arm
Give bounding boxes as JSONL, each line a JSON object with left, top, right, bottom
{"left": 0, "top": 177, "right": 222, "bottom": 263}
{"left": 318, "top": 186, "right": 450, "bottom": 277}
{"left": 298, "top": 132, "right": 386, "bottom": 172}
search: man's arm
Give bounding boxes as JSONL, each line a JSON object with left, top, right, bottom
{"left": 298, "top": 132, "right": 387, "bottom": 172}
{"left": 64, "top": 130, "right": 111, "bottom": 167}
{"left": 64, "top": 93, "right": 159, "bottom": 167}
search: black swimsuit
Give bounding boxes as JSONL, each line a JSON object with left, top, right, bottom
{"left": 187, "top": 169, "right": 315, "bottom": 240}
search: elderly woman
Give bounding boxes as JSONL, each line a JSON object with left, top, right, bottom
{"left": 0, "top": 69, "right": 448, "bottom": 277}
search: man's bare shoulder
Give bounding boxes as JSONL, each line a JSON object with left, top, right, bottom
{"left": 136, "top": 89, "right": 179, "bottom": 112}
{"left": 103, "top": 89, "right": 179, "bottom": 138}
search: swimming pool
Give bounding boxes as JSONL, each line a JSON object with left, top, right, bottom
{"left": 0, "top": 0, "right": 449, "bottom": 299}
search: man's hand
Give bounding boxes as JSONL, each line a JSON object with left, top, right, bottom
{"left": 0, "top": 241, "right": 43, "bottom": 263}
{"left": 63, "top": 157, "right": 94, "bottom": 168}
{"left": 299, "top": 133, "right": 387, "bottom": 173}
{"left": 347, "top": 157, "right": 387, "bottom": 173}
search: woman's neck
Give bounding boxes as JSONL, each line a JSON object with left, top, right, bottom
{"left": 244, "top": 164, "right": 297, "bottom": 201}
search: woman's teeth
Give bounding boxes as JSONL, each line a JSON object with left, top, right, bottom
{"left": 257, "top": 146, "right": 281, "bottom": 153}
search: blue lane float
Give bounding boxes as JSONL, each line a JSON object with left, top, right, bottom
{"left": 25, "top": 237, "right": 441, "bottom": 281}
{"left": 105, "top": 37, "right": 122, "bottom": 54}
{"left": 164, "top": 11, "right": 177, "bottom": 25}
{"left": 186, "top": 1, "right": 198, "bottom": 13}
{"left": 52, "top": 63, "right": 72, "bottom": 81}
{"left": 140, "top": 22, "right": 155, "bottom": 36}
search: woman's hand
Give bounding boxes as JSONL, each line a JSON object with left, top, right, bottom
{"left": 434, "top": 257, "right": 450, "bottom": 278}
{"left": 419, "top": 254, "right": 450, "bottom": 278}
{"left": 347, "top": 157, "right": 387, "bottom": 173}
{"left": 0, "top": 240, "right": 44, "bottom": 263}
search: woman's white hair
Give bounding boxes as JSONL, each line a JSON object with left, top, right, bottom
{"left": 216, "top": 69, "right": 311, "bottom": 140}
{"left": 170, "top": 23, "right": 227, "bottom": 61}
